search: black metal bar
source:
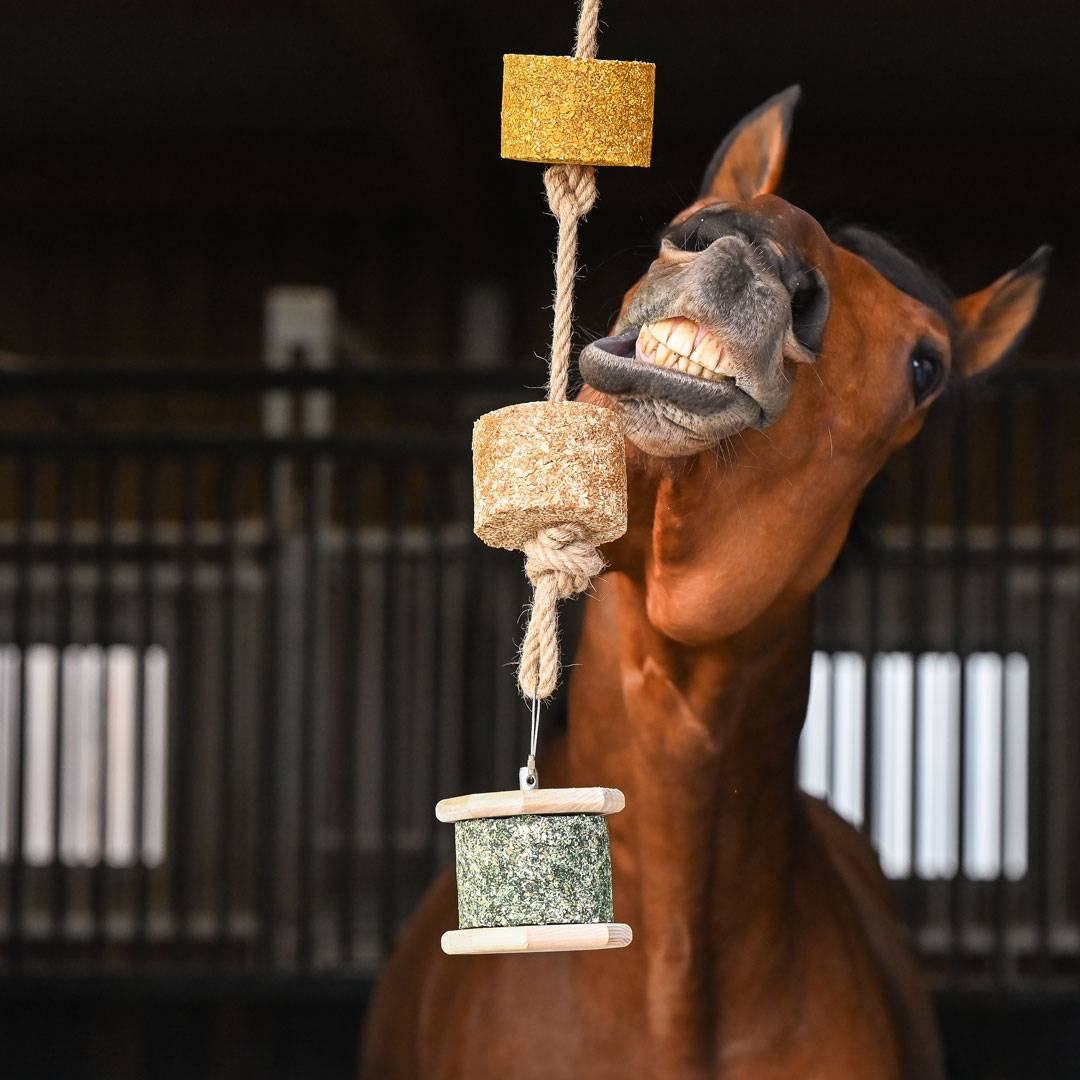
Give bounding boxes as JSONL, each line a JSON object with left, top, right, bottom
{"left": 993, "top": 390, "right": 1013, "bottom": 983}
{"left": 296, "top": 453, "right": 320, "bottom": 968}
{"left": 7, "top": 454, "right": 36, "bottom": 965}
{"left": 950, "top": 395, "right": 970, "bottom": 979}
{"left": 0, "top": 435, "right": 470, "bottom": 460}
{"left": 0, "top": 368, "right": 548, "bottom": 396}
{"left": 862, "top": 482, "right": 881, "bottom": 841}
{"left": 1033, "top": 387, "right": 1056, "bottom": 976}
{"left": 378, "top": 465, "right": 403, "bottom": 959}
{"left": 426, "top": 463, "right": 447, "bottom": 875}
{"left": 909, "top": 432, "right": 928, "bottom": 929}
{"left": 170, "top": 455, "right": 198, "bottom": 953}
{"left": 337, "top": 458, "right": 362, "bottom": 966}
{"left": 132, "top": 455, "right": 157, "bottom": 956}
{"left": 215, "top": 454, "right": 238, "bottom": 951}
{"left": 50, "top": 450, "right": 75, "bottom": 935}
{"left": 90, "top": 452, "right": 115, "bottom": 953}
{"left": 258, "top": 453, "right": 284, "bottom": 968}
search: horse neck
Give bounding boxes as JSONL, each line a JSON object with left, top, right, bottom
{"left": 565, "top": 571, "right": 814, "bottom": 1070}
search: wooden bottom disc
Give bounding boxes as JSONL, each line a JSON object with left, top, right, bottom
{"left": 441, "top": 922, "right": 632, "bottom": 955}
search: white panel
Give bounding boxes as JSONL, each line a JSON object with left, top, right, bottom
{"left": 24, "top": 645, "right": 57, "bottom": 865}
{"left": 1003, "top": 653, "right": 1029, "bottom": 880}
{"left": 60, "top": 646, "right": 103, "bottom": 866}
{"left": 142, "top": 645, "right": 169, "bottom": 867}
{"left": 915, "top": 653, "right": 960, "bottom": 878}
{"left": 105, "top": 647, "right": 137, "bottom": 866}
{"left": 964, "top": 653, "right": 1003, "bottom": 880}
{"left": 799, "top": 651, "right": 831, "bottom": 798}
{"left": 263, "top": 286, "right": 337, "bottom": 436}
{"left": 830, "top": 652, "right": 865, "bottom": 827}
{"left": 875, "top": 653, "right": 914, "bottom": 878}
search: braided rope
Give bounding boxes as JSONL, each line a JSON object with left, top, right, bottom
{"left": 517, "top": 0, "right": 606, "bottom": 702}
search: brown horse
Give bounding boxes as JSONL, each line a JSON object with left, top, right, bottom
{"left": 362, "top": 87, "right": 1048, "bottom": 1078}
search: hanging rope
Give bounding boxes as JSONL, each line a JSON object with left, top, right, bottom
{"left": 516, "top": 0, "right": 606, "bottom": 703}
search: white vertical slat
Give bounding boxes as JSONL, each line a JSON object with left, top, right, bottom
{"left": 915, "top": 652, "right": 960, "bottom": 879}
{"left": 798, "top": 651, "right": 831, "bottom": 798}
{"left": 24, "top": 645, "right": 57, "bottom": 865}
{"left": 142, "top": 645, "right": 169, "bottom": 867}
{"left": 830, "top": 652, "right": 865, "bottom": 827}
{"left": 105, "top": 647, "right": 137, "bottom": 866}
{"left": 964, "top": 653, "right": 1003, "bottom": 880}
{"left": 60, "top": 645, "right": 103, "bottom": 866}
{"left": 875, "top": 652, "right": 914, "bottom": 878}
{"left": 1003, "top": 653, "right": 1029, "bottom": 880}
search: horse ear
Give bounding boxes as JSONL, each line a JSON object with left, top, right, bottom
{"left": 952, "top": 246, "right": 1051, "bottom": 377}
{"left": 699, "top": 86, "right": 800, "bottom": 202}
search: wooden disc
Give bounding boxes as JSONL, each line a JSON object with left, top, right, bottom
{"left": 501, "top": 54, "right": 654, "bottom": 167}
{"left": 435, "top": 786, "right": 624, "bottom": 823}
{"left": 441, "top": 922, "right": 632, "bottom": 955}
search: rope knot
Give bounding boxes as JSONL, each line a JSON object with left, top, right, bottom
{"left": 544, "top": 164, "right": 597, "bottom": 225}
{"left": 523, "top": 524, "right": 605, "bottom": 596}
{"left": 517, "top": 524, "right": 605, "bottom": 701}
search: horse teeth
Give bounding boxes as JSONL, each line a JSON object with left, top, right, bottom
{"left": 640, "top": 319, "right": 731, "bottom": 381}
{"left": 691, "top": 336, "right": 720, "bottom": 371}
{"left": 648, "top": 319, "right": 674, "bottom": 345}
{"left": 667, "top": 319, "right": 697, "bottom": 357}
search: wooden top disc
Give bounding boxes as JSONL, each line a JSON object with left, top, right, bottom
{"left": 435, "top": 786, "right": 624, "bottom": 823}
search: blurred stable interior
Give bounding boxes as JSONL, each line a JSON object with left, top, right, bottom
{"left": 0, "top": 3, "right": 1078, "bottom": 1079}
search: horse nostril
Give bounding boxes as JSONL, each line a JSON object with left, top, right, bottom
{"left": 788, "top": 268, "right": 830, "bottom": 355}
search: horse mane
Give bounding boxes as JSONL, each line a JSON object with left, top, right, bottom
{"left": 829, "top": 223, "right": 957, "bottom": 337}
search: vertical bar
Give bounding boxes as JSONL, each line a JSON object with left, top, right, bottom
{"left": 296, "top": 451, "right": 320, "bottom": 967}
{"left": 908, "top": 433, "right": 928, "bottom": 928}
{"left": 862, "top": 483, "right": 881, "bottom": 839}
{"left": 170, "top": 453, "right": 198, "bottom": 950}
{"left": 378, "top": 463, "right": 402, "bottom": 960}
{"left": 993, "top": 390, "right": 1013, "bottom": 982}
{"left": 8, "top": 454, "right": 36, "bottom": 963}
{"left": 51, "top": 449, "right": 75, "bottom": 935}
{"left": 949, "top": 395, "right": 969, "bottom": 979}
{"left": 258, "top": 451, "right": 283, "bottom": 967}
{"left": 426, "top": 461, "right": 446, "bottom": 872}
{"left": 91, "top": 451, "right": 116, "bottom": 951}
{"left": 1033, "top": 387, "right": 1055, "bottom": 975}
{"left": 216, "top": 454, "right": 238, "bottom": 950}
{"left": 132, "top": 454, "right": 157, "bottom": 954}
{"left": 337, "top": 456, "right": 362, "bottom": 966}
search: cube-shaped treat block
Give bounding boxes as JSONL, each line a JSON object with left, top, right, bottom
{"left": 501, "top": 54, "right": 654, "bottom": 168}
{"left": 472, "top": 401, "right": 627, "bottom": 551}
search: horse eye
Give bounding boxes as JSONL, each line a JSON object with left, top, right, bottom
{"left": 910, "top": 348, "right": 943, "bottom": 405}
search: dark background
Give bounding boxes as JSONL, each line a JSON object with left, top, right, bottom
{"left": 0, "top": 1, "right": 1075, "bottom": 366}
{"left": 0, "top": 3, "right": 1078, "bottom": 1079}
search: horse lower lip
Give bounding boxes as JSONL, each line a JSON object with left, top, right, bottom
{"left": 579, "top": 341, "right": 747, "bottom": 418}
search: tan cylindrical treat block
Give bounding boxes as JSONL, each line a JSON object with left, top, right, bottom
{"left": 501, "top": 54, "right": 655, "bottom": 168}
{"left": 473, "top": 401, "right": 626, "bottom": 551}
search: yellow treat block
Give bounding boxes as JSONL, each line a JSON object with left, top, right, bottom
{"left": 501, "top": 54, "right": 654, "bottom": 168}
{"left": 472, "top": 401, "right": 627, "bottom": 551}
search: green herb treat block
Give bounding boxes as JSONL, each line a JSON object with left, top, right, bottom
{"left": 436, "top": 787, "right": 633, "bottom": 955}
